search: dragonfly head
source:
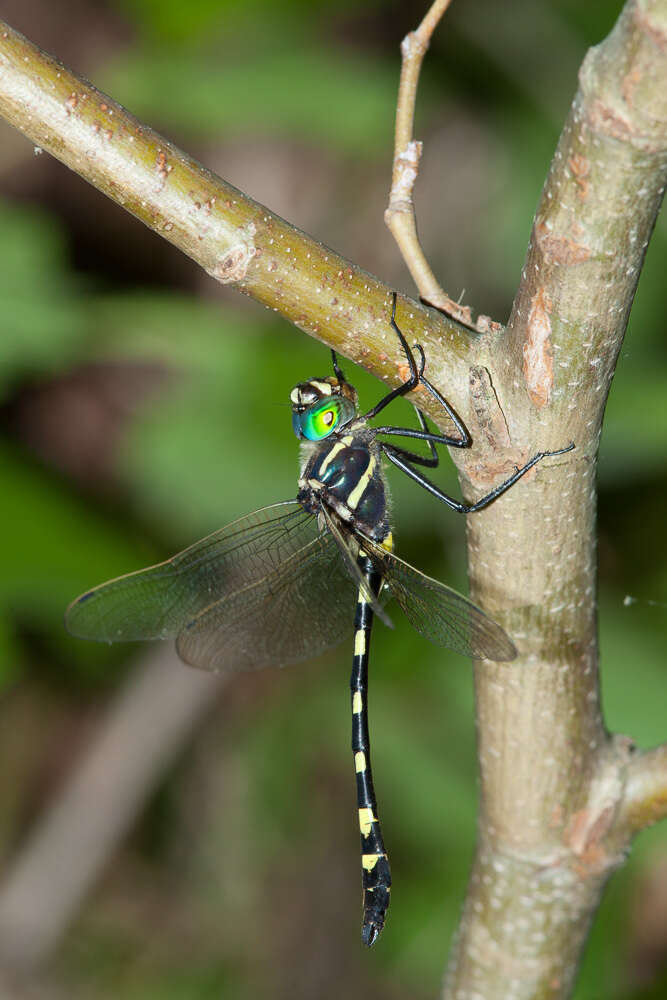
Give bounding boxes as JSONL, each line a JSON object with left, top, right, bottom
{"left": 290, "top": 376, "right": 358, "bottom": 441}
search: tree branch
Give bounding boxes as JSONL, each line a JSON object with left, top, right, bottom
{"left": 444, "top": 0, "right": 667, "bottom": 996}
{"left": 0, "top": 17, "right": 477, "bottom": 419}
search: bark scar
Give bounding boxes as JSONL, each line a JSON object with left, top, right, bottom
{"left": 469, "top": 366, "right": 511, "bottom": 451}
{"left": 523, "top": 288, "right": 554, "bottom": 408}
{"left": 535, "top": 223, "right": 591, "bottom": 266}
{"left": 568, "top": 153, "right": 590, "bottom": 200}
{"left": 465, "top": 367, "right": 518, "bottom": 486}
{"left": 209, "top": 224, "right": 257, "bottom": 285}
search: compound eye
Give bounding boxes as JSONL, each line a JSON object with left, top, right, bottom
{"left": 300, "top": 400, "right": 341, "bottom": 441}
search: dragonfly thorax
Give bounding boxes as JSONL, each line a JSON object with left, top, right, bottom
{"left": 297, "top": 425, "right": 391, "bottom": 543}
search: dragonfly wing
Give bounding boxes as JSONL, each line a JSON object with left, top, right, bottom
{"left": 176, "top": 520, "right": 360, "bottom": 671}
{"left": 359, "top": 536, "right": 517, "bottom": 662}
{"left": 319, "top": 506, "right": 393, "bottom": 628}
{"left": 65, "top": 502, "right": 342, "bottom": 646}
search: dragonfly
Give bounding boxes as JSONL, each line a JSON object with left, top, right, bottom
{"left": 66, "top": 293, "right": 573, "bottom": 946}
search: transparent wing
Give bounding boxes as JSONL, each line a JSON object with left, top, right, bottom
{"left": 66, "top": 502, "right": 359, "bottom": 670}
{"left": 176, "top": 513, "right": 363, "bottom": 671}
{"left": 319, "top": 505, "right": 392, "bottom": 628}
{"left": 359, "top": 535, "right": 517, "bottom": 662}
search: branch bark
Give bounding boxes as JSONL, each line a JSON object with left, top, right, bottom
{"left": 0, "top": 3, "right": 665, "bottom": 997}
{"left": 443, "top": 1, "right": 667, "bottom": 996}
{"left": 0, "top": 17, "right": 475, "bottom": 422}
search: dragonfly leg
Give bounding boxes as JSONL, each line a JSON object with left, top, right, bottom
{"left": 381, "top": 441, "right": 575, "bottom": 514}
{"left": 375, "top": 402, "right": 470, "bottom": 464}
{"left": 351, "top": 556, "right": 391, "bottom": 946}
{"left": 362, "top": 293, "right": 423, "bottom": 421}
{"left": 411, "top": 361, "right": 471, "bottom": 449}
{"left": 376, "top": 439, "right": 439, "bottom": 468}
{"left": 331, "top": 348, "right": 346, "bottom": 382}
{"left": 368, "top": 300, "right": 472, "bottom": 448}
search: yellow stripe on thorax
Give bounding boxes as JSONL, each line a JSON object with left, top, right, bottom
{"left": 346, "top": 454, "right": 376, "bottom": 510}
{"left": 318, "top": 434, "right": 353, "bottom": 475}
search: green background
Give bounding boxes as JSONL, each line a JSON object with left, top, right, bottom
{"left": 0, "top": 0, "right": 665, "bottom": 997}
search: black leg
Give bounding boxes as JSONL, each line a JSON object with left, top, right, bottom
{"left": 373, "top": 408, "right": 440, "bottom": 468}
{"left": 375, "top": 398, "right": 467, "bottom": 464}
{"left": 382, "top": 442, "right": 575, "bottom": 514}
{"left": 405, "top": 347, "right": 471, "bottom": 448}
{"left": 365, "top": 293, "right": 575, "bottom": 513}
{"left": 378, "top": 438, "right": 439, "bottom": 469}
{"left": 375, "top": 421, "right": 469, "bottom": 451}
{"left": 366, "top": 300, "right": 472, "bottom": 447}
{"left": 414, "top": 371, "right": 471, "bottom": 448}
{"left": 331, "top": 349, "right": 346, "bottom": 383}
{"left": 362, "top": 293, "right": 423, "bottom": 421}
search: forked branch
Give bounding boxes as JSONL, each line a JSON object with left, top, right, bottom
{"left": 385, "top": 0, "right": 494, "bottom": 328}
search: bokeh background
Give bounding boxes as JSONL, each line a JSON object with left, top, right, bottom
{"left": 0, "top": 0, "right": 665, "bottom": 997}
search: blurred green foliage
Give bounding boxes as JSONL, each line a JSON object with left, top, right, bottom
{"left": 0, "top": 202, "right": 88, "bottom": 390}
{"left": 0, "top": 0, "right": 665, "bottom": 998}
{"left": 103, "top": 45, "right": 398, "bottom": 155}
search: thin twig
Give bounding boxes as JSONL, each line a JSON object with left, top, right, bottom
{"left": 618, "top": 744, "right": 667, "bottom": 839}
{"left": 385, "top": 0, "right": 481, "bottom": 326}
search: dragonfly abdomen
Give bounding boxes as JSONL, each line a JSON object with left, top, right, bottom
{"left": 351, "top": 556, "right": 391, "bottom": 946}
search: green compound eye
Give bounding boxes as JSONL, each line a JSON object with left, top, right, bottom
{"left": 299, "top": 399, "right": 342, "bottom": 441}
{"left": 292, "top": 390, "right": 357, "bottom": 441}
